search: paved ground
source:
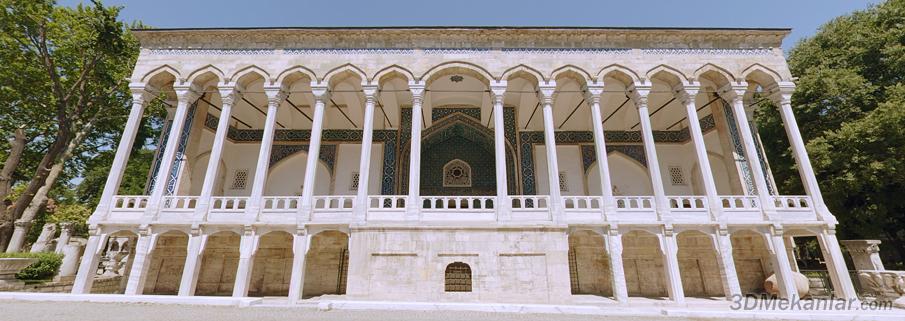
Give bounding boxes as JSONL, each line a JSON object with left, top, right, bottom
{"left": 0, "top": 300, "right": 811, "bottom": 321}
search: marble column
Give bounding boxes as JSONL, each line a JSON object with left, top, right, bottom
{"left": 714, "top": 229, "right": 742, "bottom": 299}
{"left": 124, "top": 231, "right": 158, "bottom": 295}
{"left": 232, "top": 228, "right": 259, "bottom": 297}
{"left": 586, "top": 85, "right": 616, "bottom": 214}
{"left": 194, "top": 86, "right": 239, "bottom": 221}
{"left": 299, "top": 86, "right": 329, "bottom": 218}
{"left": 490, "top": 82, "right": 510, "bottom": 220}
{"left": 54, "top": 222, "right": 74, "bottom": 254}
{"left": 606, "top": 228, "right": 629, "bottom": 303}
{"left": 817, "top": 229, "right": 858, "bottom": 299}
{"left": 287, "top": 229, "right": 309, "bottom": 302}
{"left": 680, "top": 85, "right": 721, "bottom": 220}
{"left": 660, "top": 228, "right": 685, "bottom": 303}
{"left": 355, "top": 85, "right": 378, "bottom": 222}
{"left": 405, "top": 83, "right": 426, "bottom": 219}
{"left": 721, "top": 85, "right": 774, "bottom": 215}
{"left": 767, "top": 228, "right": 798, "bottom": 299}
{"left": 177, "top": 232, "right": 208, "bottom": 296}
{"left": 145, "top": 86, "right": 199, "bottom": 219}
{"left": 538, "top": 84, "right": 563, "bottom": 220}
{"left": 631, "top": 85, "right": 669, "bottom": 219}
{"left": 71, "top": 232, "right": 108, "bottom": 294}
{"left": 93, "top": 86, "right": 153, "bottom": 221}
{"left": 246, "top": 87, "right": 286, "bottom": 222}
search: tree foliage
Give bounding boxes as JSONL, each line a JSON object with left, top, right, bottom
{"left": 757, "top": 0, "right": 905, "bottom": 267}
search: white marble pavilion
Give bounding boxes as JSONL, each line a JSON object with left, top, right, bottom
{"left": 71, "top": 27, "right": 857, "bottom": 304}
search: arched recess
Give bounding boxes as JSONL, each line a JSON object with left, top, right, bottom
{"left": 402, "top": 113, "right": 518, "bottom": 196}
{"left": 196, "top": 231, "right": 241, "bottom": 296}
{"left": 265, "top": 151, "right": 332, "bottom": 196}
{"left": 605, "top": 153, "right": 653, "bottom": 196}
{"left": 730, "top": 229, "right": 772, "bottom": 295}
{"left": 676, "top": 230, "right": 725, "bottom": 298}
{"left": 444, "top": 262, "right": 473, "bottom": 292}
{"left": 568, "top": 230, "right": 612, "bottom": 296}
{"left": 689, "top": 152, "right": 734, "bottom": 195}
{"left": 143, "top": 230, "right": 189, "bottom": 295}
{"left": 248, "top": 231, "right": 293, "bottom": 297}
{"left": 421, "top": 61, "right": 494, "bottom": 86}
{"left": 622, "top": 230, "right": 668, "bottom": 297}
{"left": 97, "top": 230, "right": 138, "bottom": 294}
{"left": 303, "top": 230, "right": 350, "bottom": 298}
{"left": 188, "top": 152, "right": 228, "bottom": 196}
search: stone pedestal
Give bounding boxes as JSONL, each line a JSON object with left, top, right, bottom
{"left": 840, "top": 239, "right": 885, "bottom": 271}
{"left": 0, "top": 258, "right": 38, "bottom": 288}
{"left": 55, "top": 239, "right": 86, "bottom": 282}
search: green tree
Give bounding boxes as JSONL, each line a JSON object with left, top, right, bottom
{"left": 0, "top": 0, "right": 139, "bottom": 251}
{"left": 756, "top": 0, "right": 905, "bottom": 267}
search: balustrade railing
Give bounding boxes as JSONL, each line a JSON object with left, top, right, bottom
{"left": 262, "top": 196, "right": 300, "bottom": 213}
{"left": 421, "top": 196, "right": 494, "bottom": 211}
{"left": 719, "top": 196, "right": 759, "bottom": 210}
{"left": 509, "top": 195, "right": 549, "bottom": 211}
{"left": 162, "top": 196, "right": 199, "bottom": 210}
{"left": 562, "top": 196, "right": 603, "bottom": 210}
{"left": 209, "top": 196, "right": 248, "bottom": 212}
{"left": 614, "top": 196, "right": 654, "bottom": 210}
{"left": 367, "top": 195, "right": 407, "bottom": 210}
{"left": 111, "top": 196, "right": 149, "bottom": 210}
{"left": 773, "top": 195, "right": 813, "bottom": 210}
{"left": 668, "top": 196, "right": 707, "bottom": 210}
{"left": 313, "top": 196, "right": 355, "bottom": 211}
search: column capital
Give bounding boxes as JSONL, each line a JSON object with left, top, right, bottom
{"left": 766, "top": 82, "right": 796, "bottom": 106}
{"left": 629, "top": 84, "right": 651, "bottom": 108}
{"left": 362, "top": 85, "right": 378, "bottom": 99}
{"left": 717, "top": 82, "right": 749, "bottom": 103}
{"left": 263, "top": 86, "right": 288, "bottom": 106}
{"left": 128, "top": 85, "right": 156, "bottom": 105}
{"left": 676, "top": 85, "right": 700, "bottom": 106}
{"left": 538, "top": 84, "right": 556, "bottom": 105}
{"left": 311, "top": 85, "right": 330, "bottom": 101}
{"left": 173, "top": 85, "right": 202, "bottom": 104}
{"left": 584, "top": 85, "right": 604, "bottom": 103}
{"left": 490, "top": 81, "right": 507, "bottom": 100}
{"left": 217, "top": 85, "right": 241, "bottom": 106}
{"left": 409, "top": 84, "right": 425, "bottom": 98}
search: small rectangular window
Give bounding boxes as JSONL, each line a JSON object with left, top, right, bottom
{"left": 668, "top": 166, "right": 687, "bottom": 186}
{"left": 231, "top": 169, "right": 249, "bottom": 190}
{"left": 350, "top": 172, "right": 360, "bottom": 191}
{"left": 558, "top": 171, "right": 569, "bottom": 192}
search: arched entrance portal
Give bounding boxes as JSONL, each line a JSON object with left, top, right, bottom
{"left": 414, "top": 113, "right": 517, "bottom": 196}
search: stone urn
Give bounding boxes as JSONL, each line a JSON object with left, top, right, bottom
{"left": 764, "top": 272, "right": 810, "bottom": 298}
{"left": 0, "top": 258, "right": 38, "bottom": 286}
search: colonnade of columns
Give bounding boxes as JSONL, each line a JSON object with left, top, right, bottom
{"left": 74, "top": 77, "right": 857, "bottom": 302}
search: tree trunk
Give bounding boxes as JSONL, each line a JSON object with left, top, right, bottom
{"left": 0, "top": 128, "right": 27, "bottom": 251}
{"left": 5, "top": 121, "right": 92, "bottom": 252}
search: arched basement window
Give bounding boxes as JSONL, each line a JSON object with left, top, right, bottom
{"left": 442, "top": 159, "right": 472, "bottom": 187}
{"left": 444, "top": 262, "right": 472, "bottom": 292}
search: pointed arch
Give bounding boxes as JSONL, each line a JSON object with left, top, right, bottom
{"left": 421, "top": 61, "right": 494, "bottom": 86}
{"left": 140, "top": 64, "right": 182, "bottom": 85}
{"left": 323, "top": 63, "right": 368, "bottom": 87}
{"left": 694, "top": 63, "right": 736, "bottom": 89}
{"left": 647, "top": 64, "right": 691, "bottom": 88}
{"left": 596, "top": 64, "right": 642, "bottom": 86}
{"left": 230, "top": 65, "right": 272, "bottom": 86}
{"left": 275, "top": 65, "right": 318, "bottom": 88}
{"left": 371, "top": 65, "right": 415, "bottom": 86}
{"left": 551, "top": 65, "right": 594, "bottom": 86}
{"left": 185, "top": 65, "right": 226, "bottom": 87}
{"left": 741, "top": 63, "right": 784, "bottom": 88}
{"left": 500, "top": 64, "right": 545, "bottom": 84}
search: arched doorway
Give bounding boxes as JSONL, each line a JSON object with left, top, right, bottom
{"left": 303, "top": 230, "right": 350, "bottom": 298}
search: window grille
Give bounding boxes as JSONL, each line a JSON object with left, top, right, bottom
{"left": 443, "top": 159, "right": 472, "bottom": 187}
{"left": 558, "top": 171, "right": 569, "bottom": 192}
{"left": 350, "top": 172, "right": 360, "bottom": 191}
{"left": 444, "top": 262, "right": 472, "bottom": 292}
{"left": 230, "top": 169, "right": 249, "bottom": 190}
{"left": 668, "top": 166, "right": 687, "bottom": 185}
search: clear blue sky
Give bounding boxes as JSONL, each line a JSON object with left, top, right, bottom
{"left": 63, "top": 0, "right": 879, "bottom": 51}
